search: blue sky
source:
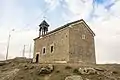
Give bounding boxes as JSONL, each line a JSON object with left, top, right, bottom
{"left": 0, "top": 0, "right": 120, "bottom": 63}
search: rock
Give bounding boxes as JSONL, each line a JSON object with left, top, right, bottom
{"left": 11, "top": 63, "right": 15, "bottom": 67}
{"left": 19, "top": 75, "right": 24, "bottom": 79}
{"left": 65, "top": 66, "right": 72, "bottom": 69}
{"left": 24, "top": 66, "right": 29, "bottom": 70}
{"left": 0, "top": 61, "right": 9, "bottom": 66}
{"left": 47, "top": 64, "right": 54, "bottom": 71}
{"left": 24, "top": 64, "right": 29, "bottom": 70}
{"left": 29, "top": 65, "right": 34, "bottom": 69}
{"left": 38, "top": 64, "right": 54, "bottom": 75}
{"left": 0, "top": 62, "right": 6, "bottom": 66}
{"left": 110, "top": 71, "right": 118, "bottom": 74}
{"left": 65, "top": 75, "right": 83, "bottom": 80}
{"left": 38, "top": 67, "right": 51, "bottom": 75}
{"left": 1, "top": 68, "right": 8, "bottom": 72}
{"left": 85, "top": 78, "right": 90, "bottom": 80}
{"left": 78, "top": 67, "right": 97, "bottom": 75}
{"left": 94, "top": 67, "right": 105, "bottom": 72}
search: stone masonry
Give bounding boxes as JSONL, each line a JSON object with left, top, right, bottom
{"left": 33, "top": 19, "right": 96, "bottom": 64}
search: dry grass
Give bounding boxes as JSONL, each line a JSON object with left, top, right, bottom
{"left": 0, "top": 58, "right": 120, "bottom": 80}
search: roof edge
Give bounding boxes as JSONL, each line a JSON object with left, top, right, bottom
{"left": 34, "top": 19, "right": 95, "bottom": 40}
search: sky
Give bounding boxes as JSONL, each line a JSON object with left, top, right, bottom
{"left": 0, "top": 0, "right": 120, "bottom": 64}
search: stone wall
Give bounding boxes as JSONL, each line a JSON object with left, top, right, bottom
{"left": 33, "top": 20, "right": 96, "bottom": 64}
{"left": 69, "top": 22, "right": 96, "bottom": 64}
{"left": 33, "top": 27, "right": 70, "bottom": 63}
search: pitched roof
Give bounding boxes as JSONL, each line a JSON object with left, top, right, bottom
{"left": 39, "top": 20, "right": 49, "bottom": 27}
{"left": 34, "top": 19, "right": 95, "bottom": 40}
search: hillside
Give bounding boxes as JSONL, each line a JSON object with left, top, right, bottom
{"left": 0, "top": 57, "right": 120, "bottom": 80}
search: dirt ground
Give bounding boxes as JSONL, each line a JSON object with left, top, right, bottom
{"left": 0, "top": 57, "right": 120, "bottom": 80}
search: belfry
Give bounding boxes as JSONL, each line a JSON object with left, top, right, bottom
{"left": 39, "top": 20, "right": 49, "bottom": 37}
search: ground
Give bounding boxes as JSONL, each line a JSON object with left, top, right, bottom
{"left": 0, "top": 57, "right": 120, "bottom": 80}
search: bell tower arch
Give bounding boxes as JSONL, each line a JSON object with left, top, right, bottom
{"left": 39, "top": 20, "right": 49, "bottom": 37}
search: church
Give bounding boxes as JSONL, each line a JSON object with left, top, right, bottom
{"left": 33, "top": 19, "right": 96, "bottom": 64}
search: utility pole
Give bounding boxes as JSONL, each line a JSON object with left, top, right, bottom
{"left": 6, "top": 29, "right": 14, "bottom": 60}
{"left": 6, "top": 34, "right": 11, "bottom": 60}
{"left": 22, "top": 45, "right": 26, "bottom": 57}
{"left": 29, "top": 44, "right": 32, "bottom": 58}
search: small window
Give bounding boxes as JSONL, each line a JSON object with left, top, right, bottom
{"left": 43, "top": 47, "right": 46, "bottom": 54}
{"left": 82, "top": 35, "right": 85, "bottom": 39}
{"left": 51, "top": 46, "right": 54, "bottom": 53}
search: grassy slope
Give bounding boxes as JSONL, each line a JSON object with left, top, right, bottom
{"left": 0, "top": 58, "right": 120, "bottom": 80}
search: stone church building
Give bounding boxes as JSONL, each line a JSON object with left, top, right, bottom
{"left": 33, "top": 19, "right": 96, "bottom": 64}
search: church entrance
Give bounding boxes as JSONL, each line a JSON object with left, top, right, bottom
{"left": 36, "top": 54, "right": 39, "bottom": 63}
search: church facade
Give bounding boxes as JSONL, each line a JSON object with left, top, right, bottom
{"left": 33, "top": 19, "right": 96, "bottom": 64}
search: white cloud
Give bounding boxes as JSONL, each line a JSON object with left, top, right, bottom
{"left": 7, "top": 30, "right": 37, "bottom": 59}
{"left": 44, "top": 0, "right": 60, "bottom": 11}
{"left": 64, "top": 0, "right": 93, "bottom": 20}
{"left": 110, "top": 0, "right": 120, "bottom": 18}
{"left": 0, "top": 54, "right": 4, "bottom": 61}
{"left": 89, "top": 17, "right": 120, "bottom": 63}
{"left": 0, "top": 27, "right": 38, "bottom": 60}
{"left": 0, "top": 0, "right": 41, "bottom": 60}
{"left": 1, "top": 0, "right": 120, "bottom": 64}
{"left": 62, "top": 0, "right": 120, "bottom": 63}
{"left": 90, "top": 1, "right": 120, "bottom": 63}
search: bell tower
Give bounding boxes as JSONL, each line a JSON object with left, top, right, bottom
{"left": 39, "top": 20, "right": 49, "bottom": 37}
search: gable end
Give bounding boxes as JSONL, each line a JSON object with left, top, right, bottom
{"left": 81, "top": 20, "right": 95, "bottom": 36}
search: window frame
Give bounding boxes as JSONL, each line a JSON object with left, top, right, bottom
{"left": 82, "top": 34, "right": 86, "bottom": 39}
{"left": 50, "top": 43, "right": 54, "bottom": 53}
{"left": 42, "top": 47, "right": 46, "bottom": 55}
{"left": 51, "top": 46, "right": 54, "bottom": 53}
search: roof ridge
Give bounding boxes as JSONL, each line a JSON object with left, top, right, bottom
{"left": 34, "top": 19, "right": 95, "bottom": 40}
